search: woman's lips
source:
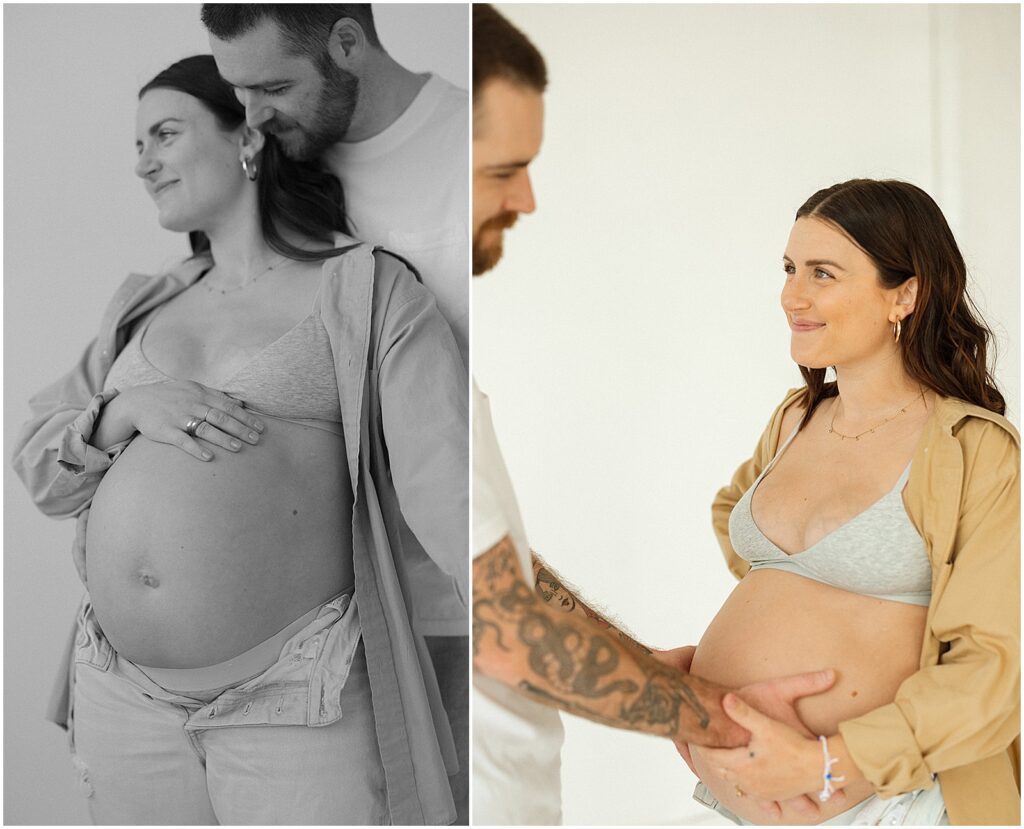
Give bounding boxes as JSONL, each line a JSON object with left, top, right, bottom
{"left": 153, "top": 180, "right": 179, "bottom": 198}
{"left": 789, "top": 320, "right": 825, "bottom": 332}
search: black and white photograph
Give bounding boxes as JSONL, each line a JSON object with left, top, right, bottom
{"left": 5, "top": 4, "right": 469, "bottom": 824}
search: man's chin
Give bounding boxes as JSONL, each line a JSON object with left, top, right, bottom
{"left": 271, "top": 130, "right": 313, "bottom": 162}
{"left": 472, "top": 242, "right": 503, "bottom": 275}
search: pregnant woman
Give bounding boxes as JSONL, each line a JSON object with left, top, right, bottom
{"left": 688, "top": 180, "right": 1019, "bottom": 826}
{"left": 12, "top": 56, "right": 466, "bottom": 825}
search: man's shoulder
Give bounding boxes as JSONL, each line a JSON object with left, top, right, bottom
{"left": 425, "top": 73, "right": 468, "bottom": 108}
{"left": 420, "top": 73, "right": 468, "bottom": 129}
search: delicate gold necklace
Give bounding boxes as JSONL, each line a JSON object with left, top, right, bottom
{"left": 826, "top": 388, "right": 925, "bottom": 441}
{"left": 201, "top": 255, "right": 289, "bottom": 295}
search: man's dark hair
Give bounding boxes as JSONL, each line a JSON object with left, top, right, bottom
{"left": 201, "top": 4, "right": 382, "bottom": 69}
{"left": 472, "top": 4, "right": 547, "bottom": 103}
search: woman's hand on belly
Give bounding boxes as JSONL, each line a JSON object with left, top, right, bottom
{"left": 93, "top": 380, "right": 264, "bottom": 460}
{"left": 699, "top": 693, "right": 862, "bottom": 804}
{"left": 683, "top": 669, "right": 839, "bottom": 821}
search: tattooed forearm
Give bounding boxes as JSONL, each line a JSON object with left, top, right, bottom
{"left": 474, "top": 538, "right": 742, "bottom": 746}
{"left": 620, "top": 667, "right": 710, "bottom": 732}
{"left": 531, "top": 552, "right": 653, "bottom": 655}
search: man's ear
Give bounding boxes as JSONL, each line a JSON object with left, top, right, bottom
{"left": 326, "top": 17, "right": 367, "bottom": 69}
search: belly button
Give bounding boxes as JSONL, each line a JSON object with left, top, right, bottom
{"left": 139, "top": 573, "right": 160, "bottom": 588}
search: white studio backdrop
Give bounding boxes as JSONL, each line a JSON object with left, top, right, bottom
{"left": 2, "top": 4, "right": 468, "bottom": 823}
{"left": 473, "top": 4, "right": 1019, "bottom": 825}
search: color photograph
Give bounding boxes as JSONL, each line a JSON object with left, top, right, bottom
{"left": 472, "top": 4, "right": 1019, "bottom": 825}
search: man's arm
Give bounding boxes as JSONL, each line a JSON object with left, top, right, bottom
{"left": 531, "top": 552, "right": 652, "bottom": 655}
{"left": 475, "top": 536, "right": 748, "bottom": 747}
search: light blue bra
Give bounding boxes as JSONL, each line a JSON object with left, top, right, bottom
{"left": 729, "top": 427, "right": 932, "bottom": 606}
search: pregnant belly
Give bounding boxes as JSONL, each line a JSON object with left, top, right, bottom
{"left": 86, "top": 419, "right": 354, "bottom": 668}
{"left": 689, "top": 570, "right": 927, "bottom": 825}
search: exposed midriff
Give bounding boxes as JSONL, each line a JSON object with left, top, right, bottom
{"left": 689, "top": 569, "right": 927, "bottom": 824}
{"left": 85, "top": 418, "right": 353, "bottom": 668}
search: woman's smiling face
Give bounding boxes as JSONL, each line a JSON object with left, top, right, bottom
{"left": 781, "top": 217, "right": 913, "bottom": 372}
{"left": 134, "top": 89, "right": 247, "bottom": 234}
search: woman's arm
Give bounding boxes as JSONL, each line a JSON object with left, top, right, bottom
{"left": 837, "top": 420, "right": 1020, "bottom": 795}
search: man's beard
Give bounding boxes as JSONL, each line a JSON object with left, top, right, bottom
{"left": 267, "top": 62, "right": 359, "bottom": 161}
{"left": 472, "top": 211, "right": 518, "bottom": 275}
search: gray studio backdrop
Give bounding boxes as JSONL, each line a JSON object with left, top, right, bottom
{"left": 2, "top": 4, "right": 468, "bottom": 823}
{"left": 473, "top": 4, "right": 1019, "bottom": 825}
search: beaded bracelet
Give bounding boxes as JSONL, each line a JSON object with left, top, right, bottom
{"left": 818, "top": 735, "right": 846, "bottom": 802}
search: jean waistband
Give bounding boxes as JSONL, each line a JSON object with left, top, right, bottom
{"left": 76, "top": 587, "right": 361, "bottom": 727}
{"left": 132, "top": 602, "right": 324, "bottom": 695}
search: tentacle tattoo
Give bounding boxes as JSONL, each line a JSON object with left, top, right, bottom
{"left": 474, "top": 538, "right": 716, "bottom": 740}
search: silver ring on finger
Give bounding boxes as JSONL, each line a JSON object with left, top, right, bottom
{"left": 184, "top": 415, "right": 204, "bottom": 438}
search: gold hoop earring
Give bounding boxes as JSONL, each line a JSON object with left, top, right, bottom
{"left": 240, "top": 155, "right": 258, "bottom": 182}
{"left": 893, "top": 318, "right": 902, "bottom": 343}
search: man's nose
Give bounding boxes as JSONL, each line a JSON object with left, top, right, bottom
{"left": 237, "top": 90, "right": 273, "bottom": 128}
{"left": 505, "top": 171, "right": 536, "bottom": 215}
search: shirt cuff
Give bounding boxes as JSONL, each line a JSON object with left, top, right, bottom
{"left": 57, "top": 389, "right": 129, "bottom": 475}
{"left": 838, "top": 702, "right": 936, "bottom": 797}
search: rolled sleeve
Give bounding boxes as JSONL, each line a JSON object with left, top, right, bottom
{"left": 57, "top": 389, "right": 129, "bottom": 475}
{"left": 11, "top": 336, "right": 118, "bottom": 518}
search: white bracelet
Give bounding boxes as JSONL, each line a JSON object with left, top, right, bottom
{"left": 818, "top": 735, "right": 846, "bottom": 802}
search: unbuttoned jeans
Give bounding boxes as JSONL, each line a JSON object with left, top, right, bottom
{"left": 70, "top": 594, "right": 388, "bottom": 825}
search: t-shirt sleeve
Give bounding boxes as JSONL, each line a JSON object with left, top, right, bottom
{"left": 473, "top": 467, "right": 510, "bottom": 560}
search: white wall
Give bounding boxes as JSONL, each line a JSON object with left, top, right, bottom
{"left": 2, "top": 4, "right": 467, "bottom": 823}
{"left": 473, "top": 4, "right": 1019, "bottom": 825}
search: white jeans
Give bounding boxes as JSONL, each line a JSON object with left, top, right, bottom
{"left": 694, "top": 780, "right": 949, "bottom": 826}
{"left": 70, "top": 595, "right": 388, "bottom": 825}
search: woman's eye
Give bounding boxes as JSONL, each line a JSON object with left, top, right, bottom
{"left": 814, "top": 268, "right": 834, "bottom": 280}
{"left": 783, "top": 263, "right": 795, "bottom": 275}
{"left": 158, "top": 130, "right": 177, "bottom": 141}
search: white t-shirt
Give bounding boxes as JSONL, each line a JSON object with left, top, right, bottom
{"left": 472, "top": 380, "right": 564, "bottom": 825}
{"left": 325, "top": 73, "right": 469, "bottom": 636}
{"left": 325, "top": 73, "right": 468, "bottom": 365}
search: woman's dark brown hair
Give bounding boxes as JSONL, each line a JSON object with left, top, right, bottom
{"left": 139, "top": 54, "right": 353, "bottom": 262}
{"left": 795, "top": 178, "right": 1005, "bottom": 421}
